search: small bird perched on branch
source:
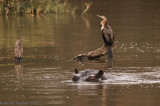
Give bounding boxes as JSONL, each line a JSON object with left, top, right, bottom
{"left": 82, "top": 2, "right": 93, "bottom": 16}
{"left": 97, "top": 15, "right": 114, "bottom": 59}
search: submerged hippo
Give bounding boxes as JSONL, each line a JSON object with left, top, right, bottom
{"left": 72, "top": 68, "right": 107, "bottom": 82}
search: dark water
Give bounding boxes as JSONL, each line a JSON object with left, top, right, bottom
{"left": 0, "top": 0, "right": 160, "bottom": 106}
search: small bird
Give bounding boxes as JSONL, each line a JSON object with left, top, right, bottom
{"left": 15, "top": 37, "right": 23, "bottom": 60}
{"left": 97, "top": 15, "right": 114, "bottom": 59}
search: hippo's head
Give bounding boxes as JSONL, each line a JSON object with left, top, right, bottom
{"left": 72, "top": 68, "right": 106, "bottom": 82}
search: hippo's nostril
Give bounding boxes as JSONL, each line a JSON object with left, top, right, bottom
{"left": 85, "top": 76, "right": 96, "bottom": 82}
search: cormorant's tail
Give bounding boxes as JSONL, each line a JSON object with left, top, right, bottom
{"left": 107, "top": 46, "right": 113, "bottom": 59}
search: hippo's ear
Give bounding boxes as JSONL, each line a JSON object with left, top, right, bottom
{"left": 95, "top": 70, "right": 104, "bottom": 78}
{"left": 74, "top": 68, "right": 79, "bottom": 74}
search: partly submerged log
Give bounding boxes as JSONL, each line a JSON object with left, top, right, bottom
{"left": 73, "top": 41, "right": 118, "bottom": 60}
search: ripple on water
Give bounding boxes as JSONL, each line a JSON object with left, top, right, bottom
{"left": 117, "top": 41, "right": 159, "bottom": 54}
{"left": 67, "top": 70, "right": 160, "bottom": 85}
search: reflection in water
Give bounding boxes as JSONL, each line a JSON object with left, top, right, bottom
{"left": 106, "top": 58, "right": 113, "bottom": 69}
{"left": 82, "top": 16, "right": 91, "bottom": 29}
{"left": 102, "top": 88, "right": 107, "bottom": 106}
{"left": 15, "top": 59, "right": 23, "bottom": 79}
{"left": 71, "top": 84, "right": 106, "bottom": 106}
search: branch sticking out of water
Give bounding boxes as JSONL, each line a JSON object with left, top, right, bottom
{"left": 81, "top": 2, "right": 93, "bottom": 16}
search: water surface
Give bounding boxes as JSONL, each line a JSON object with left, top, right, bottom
{"left": 0, "top": 0, "right": 160, "bottom": 106}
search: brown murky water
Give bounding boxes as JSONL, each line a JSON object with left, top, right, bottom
{"left": 0, "top": 0, "right": 160, "bottom": 106}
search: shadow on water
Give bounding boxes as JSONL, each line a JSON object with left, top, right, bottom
{"left": 15, "top": 59, "right": 23, "bottom": 80}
